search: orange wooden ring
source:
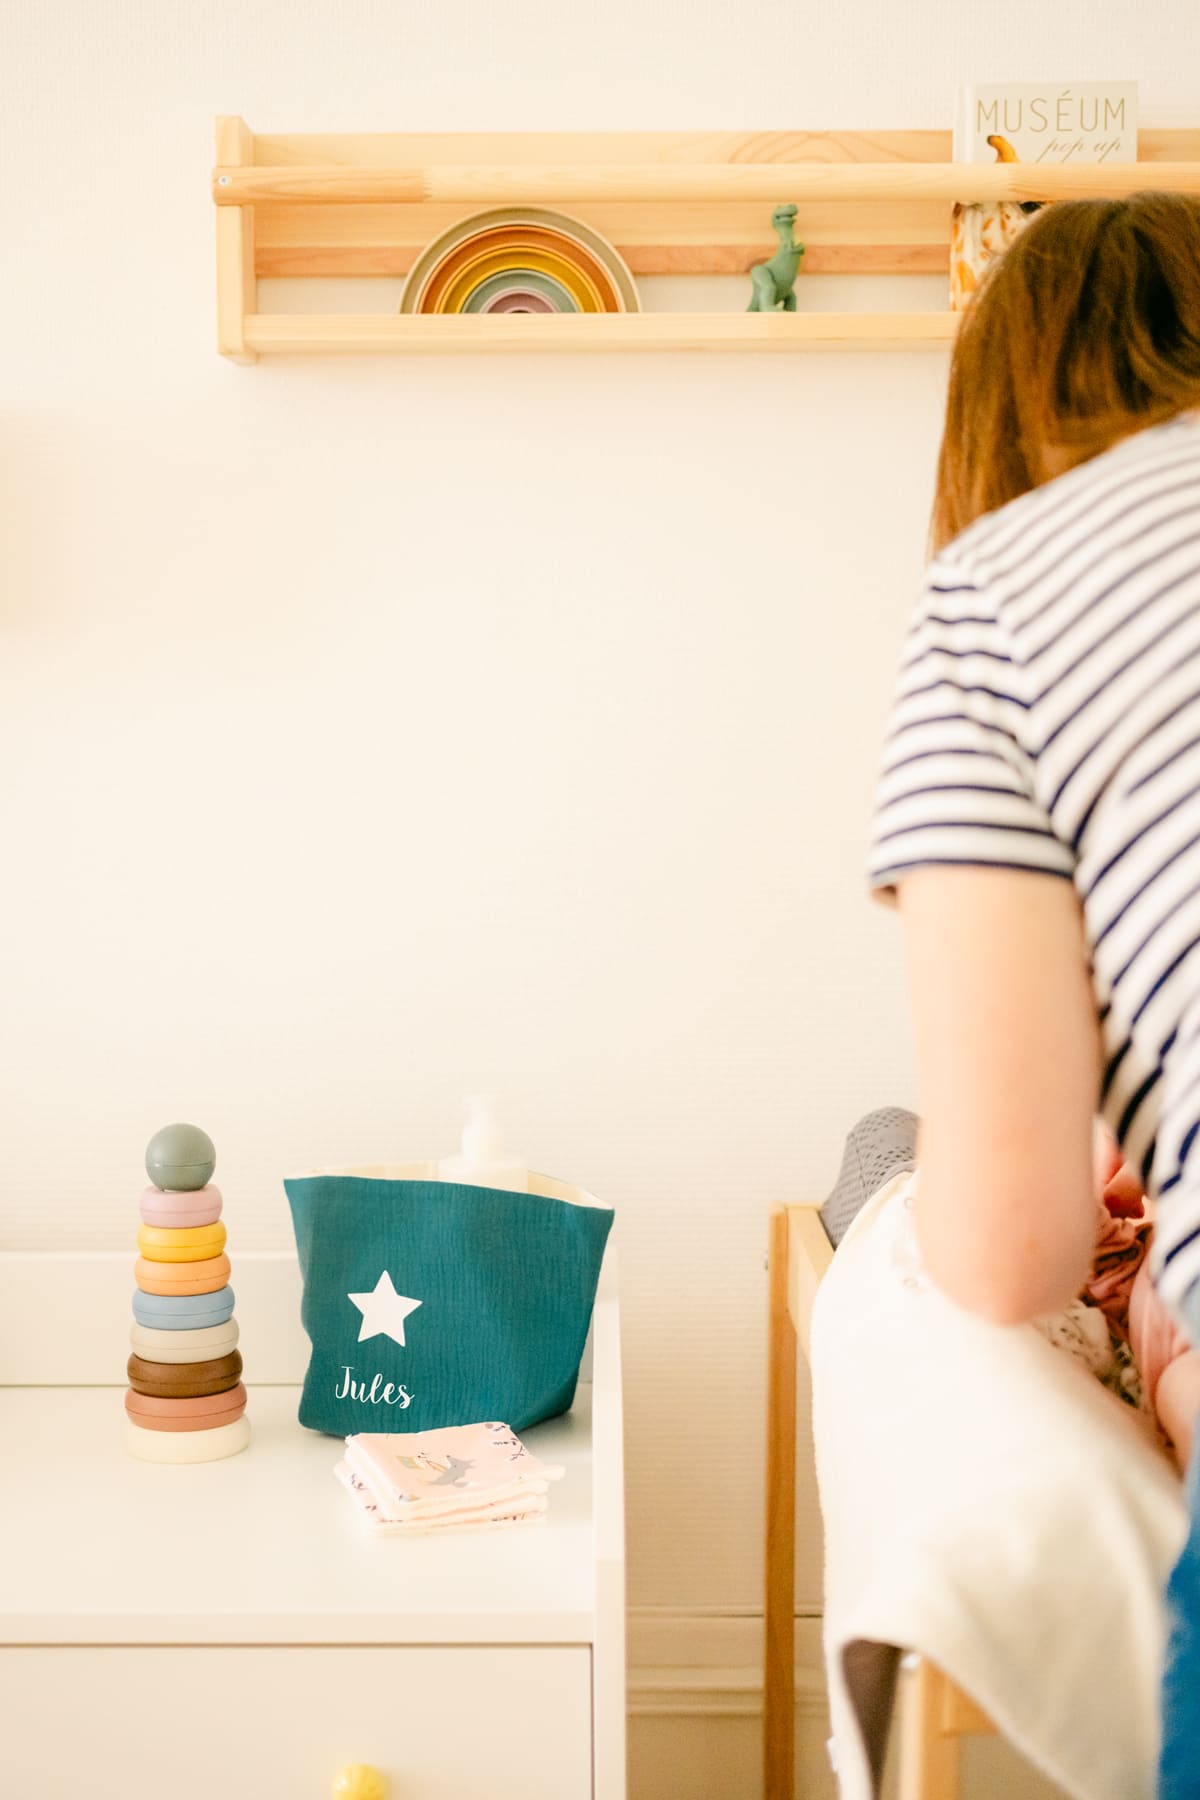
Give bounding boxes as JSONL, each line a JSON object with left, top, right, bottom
{"left": 134, "top": 1253, "right": 231, "bottom": 1296}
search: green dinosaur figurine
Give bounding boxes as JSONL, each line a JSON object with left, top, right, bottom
{"left": 747, "top": 203, "right": 805, "bottom": 311}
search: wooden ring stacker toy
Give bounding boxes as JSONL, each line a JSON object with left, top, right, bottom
{"left": 134, "top": 1253, "right": 231, "bottom": 1296}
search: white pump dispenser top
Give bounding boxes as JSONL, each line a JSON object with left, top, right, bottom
{"left": 438, "top": 1094, "right": 528, "bottom": 1192}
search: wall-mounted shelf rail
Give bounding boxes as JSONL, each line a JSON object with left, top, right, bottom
{"left": 239, "top": 312, "right": 961, "bottom": 355}
{"left": 212, "top": 121, "right": 1200, "bottom": 361}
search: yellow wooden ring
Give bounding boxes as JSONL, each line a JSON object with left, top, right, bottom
{"left": 137, "top": 1221, "right": 227, "bottom": 1263}
{"left": 135, "top": 1253, "right": 231, "bottom": 1296}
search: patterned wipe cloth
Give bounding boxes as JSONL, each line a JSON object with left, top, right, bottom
{"left": 336, "top": 1420, "right": 565, "bottom": 1535}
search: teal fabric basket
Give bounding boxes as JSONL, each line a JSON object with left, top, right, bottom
{"left": 284, "top": 1163, "right": 614, "bottom": 1438}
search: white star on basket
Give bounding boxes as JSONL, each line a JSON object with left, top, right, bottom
{"left": 348, "top": 1272, "right": 423, "bottom": 1347}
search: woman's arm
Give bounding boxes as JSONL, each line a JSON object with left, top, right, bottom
{"left": 896, "top": 866, "right": 1101, "bottom": 1325}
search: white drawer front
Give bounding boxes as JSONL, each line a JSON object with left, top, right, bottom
{"left": 0, "top": 1646, "right": 592, "bottom": 1800}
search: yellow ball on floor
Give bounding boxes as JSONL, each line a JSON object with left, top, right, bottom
{"left": 331, "top": 1767, "right": 387, "bottom": 1800}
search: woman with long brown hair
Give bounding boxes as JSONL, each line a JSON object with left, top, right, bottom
{"left": 867, "top": 193, "right": 1200, "bottom": 1795}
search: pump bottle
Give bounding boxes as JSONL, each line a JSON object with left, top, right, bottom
{"left": 438, "top": 1095, "right": 528, "bottom": 1192}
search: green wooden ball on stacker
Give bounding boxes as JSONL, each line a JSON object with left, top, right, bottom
{"left": 145, "top": 1122, "right": 216, "bottom": 1192}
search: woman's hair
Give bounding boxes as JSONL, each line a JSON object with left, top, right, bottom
{"left": 932, "top": 192, "right": 1200, "bottom": 552}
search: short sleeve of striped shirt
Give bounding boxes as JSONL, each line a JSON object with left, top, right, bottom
{"left": 867, "top": 562, "right": 1076, "bottom": 901}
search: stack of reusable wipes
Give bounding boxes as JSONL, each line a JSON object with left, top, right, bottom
{"left": 336, "top": 1420, "right": 565, "bottom": 1535}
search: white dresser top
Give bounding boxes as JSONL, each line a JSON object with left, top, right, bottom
{"left": 0, "top": 1247, "right": 623, "bottom": 1654}
{"left": 0, "top": 1384, "right": 598, "bottom": 1646}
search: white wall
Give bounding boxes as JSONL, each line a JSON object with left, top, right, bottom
{"left": 3, "top": 3, "right": 1195, "bottom": 1792}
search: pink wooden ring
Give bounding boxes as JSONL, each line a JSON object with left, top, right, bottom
{"left": 124, "top": 1383, "right": 248, "bottom": 1431}
{"left": 139, "top": 1184, "right": 223, "bottom": 1227}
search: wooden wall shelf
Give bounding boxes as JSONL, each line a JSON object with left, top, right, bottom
{"left": 213, "top": 120, "right": 1200, "bottom": 362}
{"left": 240, "top": 312, "right": 960, "bottom": 355}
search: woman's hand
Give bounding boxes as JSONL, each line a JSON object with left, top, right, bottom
{"left": 1094, "top": 1120, "right": 1147, "bottom": 1218}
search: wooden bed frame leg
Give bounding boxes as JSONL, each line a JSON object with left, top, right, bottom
{"left": 765, "top": 1207, "right": 798, "bottom": 1800}
{"left": 896, "top": 1657, "right": 964, "bottom": 1800}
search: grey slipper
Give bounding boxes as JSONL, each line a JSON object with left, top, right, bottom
{"left": 820, "top": 1107, "right": 918, "bottom": 1247}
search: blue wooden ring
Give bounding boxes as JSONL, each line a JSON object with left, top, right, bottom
{"left": 131, "top": 1284, "right": 236, "bottom": 1329}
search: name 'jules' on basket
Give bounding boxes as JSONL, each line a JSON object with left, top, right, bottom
{"left": 335, "top": 1367, "right": 414, "bottom": 1407}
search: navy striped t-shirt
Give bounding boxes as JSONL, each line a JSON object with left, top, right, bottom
{"left": 868, "top": 408, "right": 1200, "bottom": 1321}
